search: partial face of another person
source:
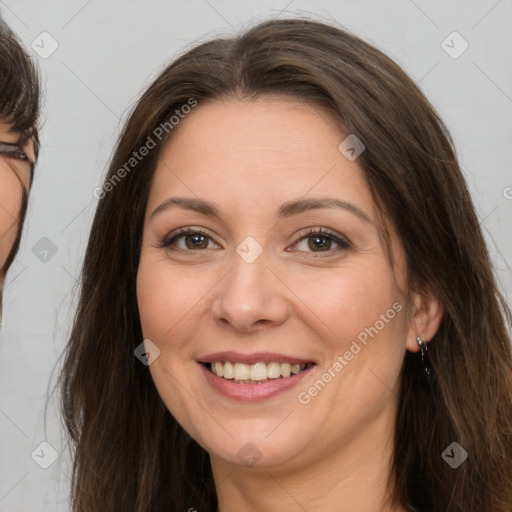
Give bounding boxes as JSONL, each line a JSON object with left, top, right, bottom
{"left": 136, "top": 97, "right": 424, "bottom": 470}
{"left": 0, "top": 123, "right": 34, "bottom": 270}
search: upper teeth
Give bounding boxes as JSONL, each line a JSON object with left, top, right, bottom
{"left": 211, "top": 361, "right": 307, "bottom": 381}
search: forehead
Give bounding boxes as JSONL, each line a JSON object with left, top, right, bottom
{"left": 150, "top": 97, "right": 374, "bottom": 214}
{"left": 163, "top": 96, "right": 342, "bottom": 161}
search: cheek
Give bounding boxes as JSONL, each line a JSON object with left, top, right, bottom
{"left": 291, "top": 262, "right": 408, "bottom": 418}
{"left": 0, "top": 166, "right": 23, "bottom": 265}
{"left": 0, "top": 164, "right": 23, "bottom": 220}
{"left": 305, "top": 267, "right": 407, "bottom": 406}
{"left": 290, "top": 261, "right": 406, "bottom": 351}
{"left": 136, "top": 257, "right": 203, "bottom": 424}
{"left": 136, "top": 255, "right": 210, "bottom": 356}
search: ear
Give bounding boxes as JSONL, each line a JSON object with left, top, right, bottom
{"left": 405, "top": 288, "right": 444, "bottom": 353}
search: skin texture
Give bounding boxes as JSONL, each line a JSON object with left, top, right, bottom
{"left": 136, "top": 97, "right": 442, "bottom": 512}
{"left": 0, "top": 122, "right": 34, "bottom": 270}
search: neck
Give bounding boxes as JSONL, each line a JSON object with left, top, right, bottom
{"left": 211, "top": 408, "right": 405, "bottom": 512}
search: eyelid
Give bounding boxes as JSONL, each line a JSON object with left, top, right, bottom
{"left": 295, "top": 226, "right": 349, "bottom": 243}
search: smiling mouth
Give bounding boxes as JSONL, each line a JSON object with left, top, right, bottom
{"left": 205, "top": 361, "right": 315, "bottom": 384}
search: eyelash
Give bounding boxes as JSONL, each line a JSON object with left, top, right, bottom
{"left": 160, "top": 227, "right": 351, "bottom": 257}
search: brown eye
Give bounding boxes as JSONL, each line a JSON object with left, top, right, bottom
{"left": 307, "top": 235, "right": 332, "bottom": 251}
{"left": 296, "top": 234, "right": 337, "bottom": 252}
{"left": 293, "top": 228, "right": 351, "bottom": 255}
{"left": 162, "top": 229, "right": 219, "bottom": 251}
{"left": 183, "top": 233, "right": 209, "bottom": 249}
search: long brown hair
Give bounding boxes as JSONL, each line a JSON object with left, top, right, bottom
{"left": 60, "top": 17, "right": 512, "bottom": 511}
{"left": 0, "top": 17, "right": 40, "bottom": 317}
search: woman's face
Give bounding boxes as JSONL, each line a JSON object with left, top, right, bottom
{"left": 0, "top": 123, "right": 34, "bottom": 270}
{"left": 137, "top": 97, "right": 423, "bottom": 470}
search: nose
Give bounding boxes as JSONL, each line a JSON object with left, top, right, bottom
{"left": 210, "top": 248, "right": 289, "bottom": 334}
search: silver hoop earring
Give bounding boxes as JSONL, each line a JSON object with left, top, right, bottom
{"left": 416, "top": 336, "right": 431, "bottom": 377}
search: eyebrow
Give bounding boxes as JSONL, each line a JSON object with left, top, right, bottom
{"left": 151, "top": 196, "right": 371, "bottom": 223}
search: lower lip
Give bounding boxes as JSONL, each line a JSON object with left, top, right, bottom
{"left": 200, "top": 363, "right": 313, "bottom": 402}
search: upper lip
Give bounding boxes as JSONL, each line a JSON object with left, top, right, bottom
{"left": 198, "top": 351, "right": 315, "bottom": 365}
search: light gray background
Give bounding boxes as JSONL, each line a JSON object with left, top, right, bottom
{"left": 0, "top": 1, "right": 510, "bottom": 510}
